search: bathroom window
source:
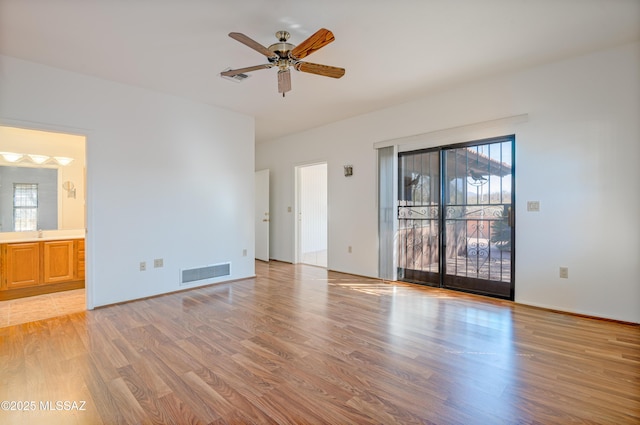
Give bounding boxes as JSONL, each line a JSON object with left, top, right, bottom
{"left": 13, "top": 183, "right": 38, "bottom": 231}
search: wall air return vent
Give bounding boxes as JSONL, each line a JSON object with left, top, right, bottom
{"left": 180, "top": 262, "right": 231, "bottom": 286}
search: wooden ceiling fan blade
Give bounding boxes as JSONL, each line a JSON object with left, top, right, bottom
{"left": 290, "top": 28, "right": 335, "bottom": 59}
{"left": 278, "top": 69, "right": 291, "bottom": 94}
{"left": 295, "top": 62, "right": 345, "bottom": 79}
{"left": 228, "top": 32, "right": 277, "bottom": 58}
{"left": 221, "top": 64, "right": 272, "bottom": 77}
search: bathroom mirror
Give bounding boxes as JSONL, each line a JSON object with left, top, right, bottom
{"left": 0, "top": 166, "right": 58, "bottom": 231}
{"left": 0, "top": 125, "right": 86, "bottom": 233}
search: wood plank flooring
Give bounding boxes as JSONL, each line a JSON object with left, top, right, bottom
{"left": 1, "top": 261, "right": 638, "bottom": 424}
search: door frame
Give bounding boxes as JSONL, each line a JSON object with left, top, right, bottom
{"left": 294, "top": 162, "right": 328, "bottom": 266}
{"left": 254, "top": 169, "right": 270, "bottom": 262}
{"left": 0, "top": 118, "right": 91, "bottom": 308}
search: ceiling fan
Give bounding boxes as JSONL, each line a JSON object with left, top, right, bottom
{"left": 221, "top": 28, "right": 345, "bottom": 96}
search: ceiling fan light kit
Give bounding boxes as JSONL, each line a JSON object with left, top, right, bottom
{"left": 221, "top": 28, "right": 345, "bottom": 96}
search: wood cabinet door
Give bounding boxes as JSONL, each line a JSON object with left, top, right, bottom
{"left": 43, "top": 240, "right": 75, "bottom": 284}
{"left": 75, "top": 239, "right": 85, "bottom": 280}
{"left": 5, "top": 243, "right": 40, "bottom": 289}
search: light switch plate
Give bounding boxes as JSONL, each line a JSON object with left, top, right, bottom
{"left": 527, "top": 201, "right": 540, "bottom": 212}
{"left": 559, "top": 267, "right": 569, "bottom": 279}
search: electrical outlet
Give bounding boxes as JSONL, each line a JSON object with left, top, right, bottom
{"left": 348, "top": 246, "right": 352, "bottom": 253}
{"left": 559, "top": 267, "right": 569, "bottom": 279}
{"left": 242, "top": 249, "right": 247, "bottom": 257}
{"left": 140, "top": 261, "right": 146, "bottom": 271}
{"left": 154, "top": 258, "right": 163, "bottom": 268}
{"left": 527, "top": 201, "right": 540, "bottom": 212}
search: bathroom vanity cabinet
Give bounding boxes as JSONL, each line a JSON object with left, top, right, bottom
{"left": 0, "top": 238, "right": 85, "bottom": 300}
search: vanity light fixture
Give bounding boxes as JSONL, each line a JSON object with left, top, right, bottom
{"left": 53, "top": 156, "right": 74, "bottom": 166}
{"left": 0, "top": 152, "right": 24, "bottom": 162}
{"left": 0, "top": 152, "right": 75, "bottom": 166}
{"left": 28, "top": 154, "right": 50, "bottom": 164}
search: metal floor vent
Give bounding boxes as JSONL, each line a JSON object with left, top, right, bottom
{"left": 180, "top": 262, "right": 230, "bottom": 285}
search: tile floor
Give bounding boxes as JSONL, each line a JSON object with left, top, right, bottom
{"left": 0, "top": 289, "right": 86, "bottom": 328}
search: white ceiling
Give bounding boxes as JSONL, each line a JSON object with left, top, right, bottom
{"left": 1, "top": 0, "right": 638, "bottom": 143}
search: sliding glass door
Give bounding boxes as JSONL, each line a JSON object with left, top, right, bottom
{"left": 442, "top": 138, "right": 514, "bottom": 298}
{"left": 396, "top": 136, "right": 515, "bottom": 300}
{"left": 397, "top": 150, "right": 441, "bottom": 285}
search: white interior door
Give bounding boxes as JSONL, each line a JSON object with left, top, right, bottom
{"left": 255, "top": 169, "right": 269, "bottom": 262}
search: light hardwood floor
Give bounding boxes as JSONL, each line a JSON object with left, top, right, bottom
{"left": 0, "top": 261, "right": 638, "bottom": 424}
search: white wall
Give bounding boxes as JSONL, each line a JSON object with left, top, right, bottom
{"left": 0, "top": 55, "right": 256, "bottom": 308}
{"left": 256, "top": 42, "right": 640, "bottom": 323}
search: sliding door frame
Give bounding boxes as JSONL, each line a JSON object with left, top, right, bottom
{"left": 395, "top": 135, "right": 516, "bottom": 300}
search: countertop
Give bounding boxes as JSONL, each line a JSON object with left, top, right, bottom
{"left": 0, "top": 230, "right": 85, "bottom": 243}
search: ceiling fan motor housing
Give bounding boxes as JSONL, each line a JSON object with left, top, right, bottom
{"left": 268, "top": 42, "right": 295, "bottom": 58}
{"left": 268, "top": 31, "right": 296, "bottom": 70}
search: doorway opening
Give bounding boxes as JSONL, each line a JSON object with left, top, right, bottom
{"left": 0, "top": 124, "right": 87, "bottom": 326}
{"left": 295, "top": 162, "right": 328, "bottom": 267}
